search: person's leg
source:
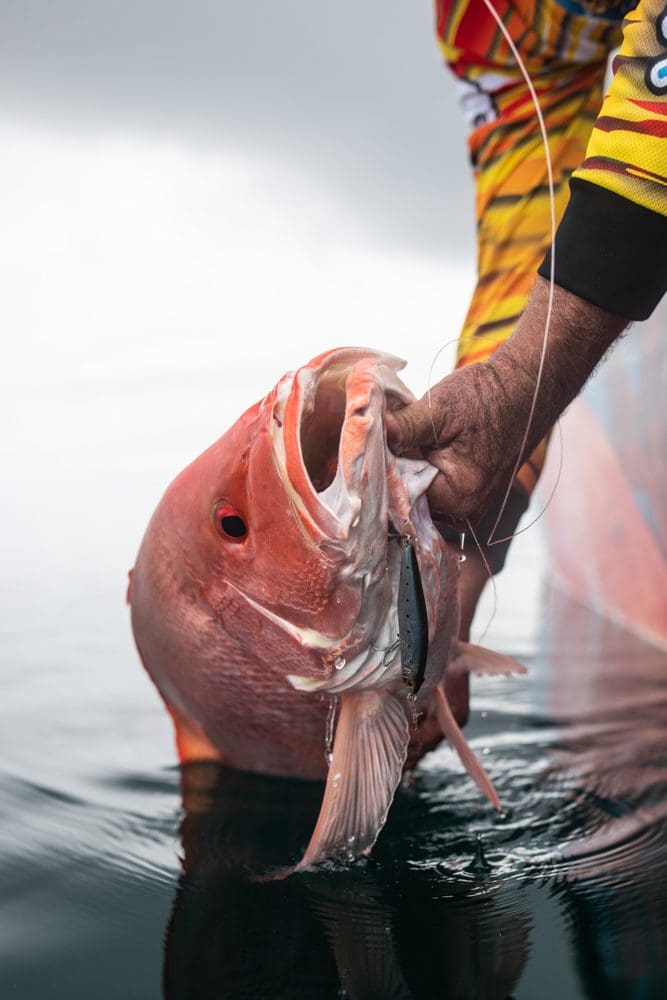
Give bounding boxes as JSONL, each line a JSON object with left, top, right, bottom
{"left": 457, "top": 546, "right": 489, "bottom": 642}
{"left": 437, "top": 480, "right": 530, "bottom": 640}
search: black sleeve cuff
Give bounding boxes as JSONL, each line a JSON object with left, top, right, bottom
{"left": 538, "top": 178, "right": 667, "bottom": 321}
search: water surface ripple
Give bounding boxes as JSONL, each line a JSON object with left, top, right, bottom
{"left": 2, "top": 588, "right": 667, "bottom": 998}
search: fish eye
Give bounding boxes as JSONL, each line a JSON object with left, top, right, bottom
{"left": 212, "top": 500, "right": 247, "bottom": 541}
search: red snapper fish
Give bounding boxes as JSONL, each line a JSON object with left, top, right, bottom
{"left": 129, "top": 347, "right": 524, "bottom": 869}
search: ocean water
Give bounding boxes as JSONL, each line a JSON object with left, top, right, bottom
{"left": 1, "top": 230, "right": 665, "bottom": 995}
{"left": 2, "top": 110, "right": 666, "bottom": 1000}
{"left": 3, "top": 3, "right": 666, "bottom": 995}
{"left": 2, "top": 443, "right": 666, "bottom": 1000}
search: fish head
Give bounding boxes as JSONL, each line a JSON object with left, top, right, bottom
{"left": 129, "top": 348, "right": 435, "bottom": 696}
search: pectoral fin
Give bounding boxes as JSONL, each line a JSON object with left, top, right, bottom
{"left": 435, "top": 681, "right": 501, "bottom": 811}
{"left": 451, "top": 640, "right": 528, "bottom": 678}
{"left": 296, "top": 688, "right": 409, "bottom": 871}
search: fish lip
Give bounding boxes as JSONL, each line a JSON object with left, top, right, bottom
{"left": 272, "top": 347, "right": 410, "bottom": 544}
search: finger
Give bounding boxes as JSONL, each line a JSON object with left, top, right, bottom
{"left": 385, "top": 398, "right": 441, "bottom": 454}
{"left": 424, "top": 451, "right": 488, "bottom": 524}
{"left": 424, "top": 465, "right": 461, "bottom": 523}
{"left": 384, "top": 410, "right": 405, "bottom": 453}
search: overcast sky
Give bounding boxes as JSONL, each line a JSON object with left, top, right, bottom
{"left": 0, "top": 1, "right": 484, "bottom": 616}
{"left": 0, "top": 0, "right": 474, "bottom": 253}
{"left": 0, "top": 2, "right": 545, "bottom": 723}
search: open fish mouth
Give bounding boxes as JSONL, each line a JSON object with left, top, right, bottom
{"left": 270, "top": 347, "right": 413, "bottom": 545}
{"left": 267, "top": 348, "right": 439, "bottom": 697}
{"left": 260, "top": 346, "right": 443, "bottom": 700}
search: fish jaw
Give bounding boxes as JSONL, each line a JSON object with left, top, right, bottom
{"left": 131, "top": 350, "right": 415, "bottom": 705}
{"left": 273, "top": 347, "right": 411, "bottom": 546}
{"left": 269, "top": 350, "right": 453, "bottom": 700}
{"left": 270, "top": 350, "right": 435, "bottom": 693}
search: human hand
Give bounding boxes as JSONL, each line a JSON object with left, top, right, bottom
{"left": 386, "top": 354, "right": 534, "bottom": 525}
{"left": 386, "top": 277, "right": 627, "bottom": 525}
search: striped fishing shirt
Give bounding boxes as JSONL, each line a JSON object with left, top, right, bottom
{"left": 436, "top": 0, "right": 667, "bottom": 499}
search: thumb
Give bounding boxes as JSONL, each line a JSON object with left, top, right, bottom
{"left": 386, "top": 397, "right": 441, "bottom": 454}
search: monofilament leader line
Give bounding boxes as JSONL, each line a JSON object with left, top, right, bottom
{"left": 478, "top": 0, "right": 557, "bottom": 549}
{"left": 426, "top": 333, "right": 564, "bottom": 547}
{"left": 423, "top": 0, "right": 561, "bottom": 639}
{"left": 427, "top": 0, "right": 562, "bottom": 548}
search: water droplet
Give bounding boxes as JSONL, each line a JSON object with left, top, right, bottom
{"left": 347, "top": 834, "right": 356, "bottom": 846}
{"left": 324, "top": 696, "right": 338, "bottom": 766}
{"left": 334, "top": 655, "right": 346, "bottom": 671}
{"left": 465, "top": 833, "right": 493, "bottom": 873}
{"left": 458, "top": 553, "right": 467, "bottom": 565}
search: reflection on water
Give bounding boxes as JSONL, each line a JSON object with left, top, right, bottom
{"left": 1, "top": 587, "right": 667, "bottom": 998}
{"left": 166, "top": 764, "right": 532, "bottom": 999}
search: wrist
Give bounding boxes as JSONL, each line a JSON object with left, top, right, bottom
{"left": 489, "top": 277, "right": 628, "bottom": 455}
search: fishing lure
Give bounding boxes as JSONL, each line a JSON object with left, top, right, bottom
{"left": 397, "top": 535, "right": 429, "bottom": 694}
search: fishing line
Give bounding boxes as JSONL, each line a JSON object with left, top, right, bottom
{"left": 427, "top": 334, "right": 500, "bottom": 635}
{"left": 426, "top": 332, "right": 564, "bottom": 543}
{"left": 486, "top": 417, "right": 564, "bottom": 544}
{"left": 425, "top": 0, "right": 560, "bottom": 563}
{"left": 426, "top": 332, "right": 502, "bottom": 416}
{"left": 477, "top": 0, "right": 557, "bottom": 548}
{"left": 422, "top": 0, "right": 561, "bottom": 640}
{"left": 463, "top": 517, "right": 498, "bottom": 645}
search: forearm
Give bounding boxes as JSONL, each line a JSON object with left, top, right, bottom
{"left": 385, "top": 275, "right": 630, "bottom": 526}
{"left": 487, "top": 276, "right": 629, "bottom": 465}
{"left": 403, "top": 0, "right": 665, "bottom": 538}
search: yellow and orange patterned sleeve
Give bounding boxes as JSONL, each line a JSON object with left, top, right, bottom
{"left": 435, "top": 0, "right": 624, "bottom": 525}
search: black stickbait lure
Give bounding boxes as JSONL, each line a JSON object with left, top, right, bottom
{"left": 397, "top": 536, "right": 429, "bottom": 694}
